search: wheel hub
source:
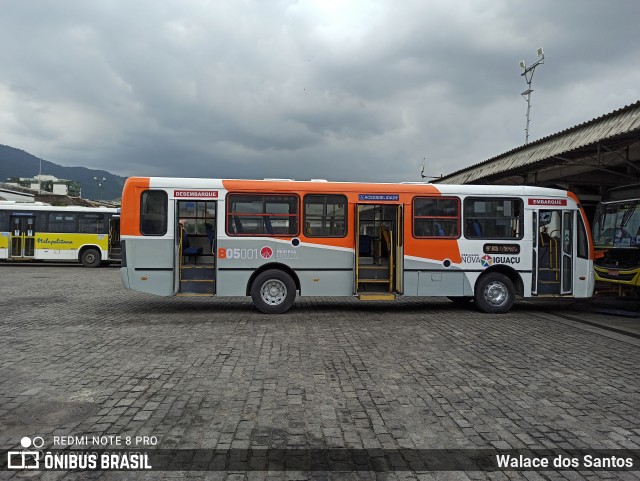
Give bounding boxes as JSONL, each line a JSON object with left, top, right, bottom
{"left": 261, "top": 279, "right": 287, "bottom": 306}
{"left": 484, "top": 281, "right": 507, "bottom": 306}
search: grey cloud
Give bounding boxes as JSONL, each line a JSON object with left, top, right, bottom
{"left": 0, "top": 0, "right": 638, "bottom": 183}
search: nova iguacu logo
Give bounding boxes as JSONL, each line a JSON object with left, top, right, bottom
{"left": 461, "top": 253, "right": 521, "bottom": 268}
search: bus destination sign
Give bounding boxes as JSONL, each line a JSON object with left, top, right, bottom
{"left": 528, "top": 198, "right": 567, "bottom": 206}
{"left": 174, "top": 190, "right": 218, "bottom": 199}
{"left": 483, "top": 244, "right": 521, "bottom": 254}
{"left": 358, "top": 194, "right": 400, "bottom": 202}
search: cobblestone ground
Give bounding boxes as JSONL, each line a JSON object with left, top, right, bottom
{"left": 0, "top": 265, "right": 639, "bottom": 480}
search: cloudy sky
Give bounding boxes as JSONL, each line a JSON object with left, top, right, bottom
{"left": 1, "top": 0, "right": 639, "bottom": 182}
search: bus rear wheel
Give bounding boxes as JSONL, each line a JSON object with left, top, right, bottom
{"left": 81, "top": 248, "right": 101, "bottom": 268}
{"left": 474, "top": 272, "right": 515, "bottom": 314}
{"left": 251, "top": 269, "right": 296, "bottom": 314}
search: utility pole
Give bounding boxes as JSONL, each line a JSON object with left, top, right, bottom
{"left": 519, "top": 47, "right": 545, "bottom": 144}
{"left": 94, "top": 176, "right": 106, "bottom": 201}
{"left": 38, "top": 156, "right": 42, "bottom": 193}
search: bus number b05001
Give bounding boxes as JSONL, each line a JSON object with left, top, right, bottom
{"left": 218, "top": 248, "right": 260, "bottom": 259}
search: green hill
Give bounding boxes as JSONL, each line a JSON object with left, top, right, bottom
{"left": 0, "top": 145, "right": 126, "bottom": 200}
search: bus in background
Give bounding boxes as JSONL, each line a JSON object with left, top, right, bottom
{"left": 0, "top": 202, "right": 121, "bottom": 267}
{"left": 592, "top": 184, "right": 640, "bottom": 293}
{"left": 119, "top": 177, "right": 595, "bottom": 314}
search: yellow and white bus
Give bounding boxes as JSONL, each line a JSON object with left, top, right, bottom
{"left": 119, "top": 177, "right": 595, "bottom": 313}
{"left": 0, "top": 202, "right": 121, "bottom": 267}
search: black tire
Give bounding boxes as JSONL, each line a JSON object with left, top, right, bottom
{"left": 251, "top": 269, "right": 296, "bottom": 314}
{"left": 474, "top": 272, "right": 515, "bottom": 314}
{"left": 447, "top": 296, "right": 473, "bottom": 304}
{"left": 81, "top": 248, "right": 102, "bottom": 268}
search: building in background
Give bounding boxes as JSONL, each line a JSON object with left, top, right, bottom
{"left": 0, "top": 182, "right": 36, "bottom": 202}
{"left": 6, "top": 175, "right": 81, "bottom": 197}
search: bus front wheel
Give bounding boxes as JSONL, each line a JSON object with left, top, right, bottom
{"left": 251, "top": 269, "right": 296, "bottom": 314}
{"left": 474, "top": 272, "right": 515, "bottom": 314}
{"left": 81, "top": 248, "right": 101, "bottom": 268}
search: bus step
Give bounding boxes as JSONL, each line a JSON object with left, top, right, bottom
{"left": 537, "top": 283, "right": 560, "bottom": 294}
{"left": 357, "top": 279, "right": 390, "bottom": 283}
{"left": 538, "top": 271, "right": 559, "bottom": 282}
{"left": 179, "top": 279, "right": 214, "bottom": 295}
{"left": 358, "top": 267, "right": 390, "bottom": 280}
{"left": 109, "top": 248, "right": 122, "bottom": 260}
{"left": 180, "top": 266, "right": 215, "bottom": 280}
{"left": 358, "top": 293, "right": 396, "bottom": 301}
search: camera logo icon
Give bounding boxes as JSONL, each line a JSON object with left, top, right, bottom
{"left": 7, "top": 436, "right": 44, "bottom": 470}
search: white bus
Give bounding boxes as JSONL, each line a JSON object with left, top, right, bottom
{"left": 119, "top": 177, "right": 595, "bottom": 313}
{"left": 0, "top": 202, "right": 121, "bottom": 267}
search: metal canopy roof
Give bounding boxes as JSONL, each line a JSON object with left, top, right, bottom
{"left": 435, "top": 101, "right": 640, "bottom": 186}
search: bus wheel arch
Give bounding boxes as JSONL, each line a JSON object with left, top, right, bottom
{"left": 474, "top": 266, "right": 522, "bottom": 314}
{"left": 79, "top": 246, "right": 103, "bottom": 268}
{"left": 249, "top": 265, "right": 299, "bottom": 314}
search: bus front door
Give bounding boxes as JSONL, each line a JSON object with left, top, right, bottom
{"left": 560, "top": 210, "right": 573, "bottom": 295}
{"left": 535, "top": 210, "right": 573, "bottom": 295}
{"left": 10, "top": 215, "right": 35, "bottom": 258}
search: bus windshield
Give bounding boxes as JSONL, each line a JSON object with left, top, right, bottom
{"left": 593, "top": 200, "right": 640, "bottom": 248}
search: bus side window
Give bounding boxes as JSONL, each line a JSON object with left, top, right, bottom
{"left": 227, "top": 194, "right": 299, "bottom": 237}
{"left": 463, "top": 197, "right": 523, "bottom": 240}
{"left": 413, "top": 197, "right": 460, "bottom": 239}
{"left": 140, "top": 190, "right": 168, "bottom": 236}
{"left": 303, "top": 194, "right": 347, "bottom": 238}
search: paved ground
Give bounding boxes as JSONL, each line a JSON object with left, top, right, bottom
{"left": 0, "top": 265, "right": 639, "bottom": 480}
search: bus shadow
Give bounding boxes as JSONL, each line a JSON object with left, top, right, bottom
{"left": 0, "top": 261, "right": 84, "bottom": 268}
{"left": 116, "top": 296, "right": 479, "bottom": 318}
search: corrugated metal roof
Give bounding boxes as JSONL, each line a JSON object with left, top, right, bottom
{"left": 435, "top": 100, "right": 640, "bottom": 184}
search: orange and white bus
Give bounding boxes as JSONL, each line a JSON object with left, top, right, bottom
{"left": 119, "top": 177, "right": 595, "bottom": 313}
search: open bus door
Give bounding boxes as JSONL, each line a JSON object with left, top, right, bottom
{"left": 108, "top": 216, "right": 121, "bottom": 261}
{"left": 354, "top": 205, "right": 360, "bottom": 295}
{"left": 535, "top": 210, "right": 574, "bottom": 295}
{"left": 174, "top": 200, "right": 217, "bottom": 297}
{"left": 560, "top": 211, "right": 573, "bottom": 295}
{"left": 355, "top": 203, "right": 403, "bottom": 300}
{"left": 395, "top": 203, "right": 404, "bottom": 294}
